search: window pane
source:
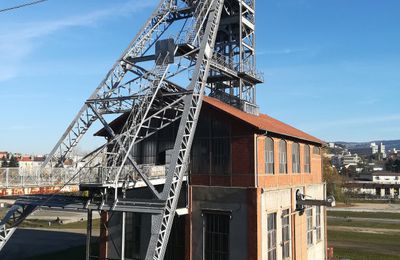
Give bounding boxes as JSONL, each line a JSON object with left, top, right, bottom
{"left": 304, "top": 145, "right": 311, "bottom": 173}
{"left": 292, "top": 143, "right": 300, "bottom": 173}
{"left": 282, "top": 209, "right": 290, "bottom": 259}
{"left": 267, "top": 213, "right": 277, "bottom": 260}
{"left": 279, "top": 140, "right": 287, "bottom": 174}
{"left": 265, "top": 138, "right": 275, "bottom": 174}
{"left": 306, "top": 208, "right": 313, "bottom": 246}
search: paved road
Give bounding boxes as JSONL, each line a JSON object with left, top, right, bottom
{"left": 329, "top": 202, "right": 400, "bottom": 213}
{"left": 328, "top": 215, "right": 400, "bottom": 224}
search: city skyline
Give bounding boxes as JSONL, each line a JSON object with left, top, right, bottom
{"left": 1, "top": 0, "right": 399, "bottom": 154}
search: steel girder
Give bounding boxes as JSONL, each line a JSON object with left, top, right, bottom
{"left": 0, "top": 0, "right": 243, "bottom": 258}
{"left": 146, "top": 0, "right": 224, "bottom": 258}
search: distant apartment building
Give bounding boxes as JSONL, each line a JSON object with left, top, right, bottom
{"left": 342, "top": 152, "right": 361, "bottom": 167}
{"left": 345, "top": 171, "right": 400, "bottom": 198}
{"left": 370, "top": 142, "right": 386, "bottom": 159}
{"left": 18, "top": 155, "right": 45, "bottom": 173}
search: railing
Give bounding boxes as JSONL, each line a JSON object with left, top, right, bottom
{"left": 0, "top": 167, "right": 78, "bottom": 188}
{"left": 78, "top": 164, "right": 168, "bottom": 184}
{"left": 0, "top": 164, "right": 181, "bottom": 188}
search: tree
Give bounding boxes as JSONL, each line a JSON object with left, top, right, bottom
{"left": 1, "top": 156, "right": 8, "bottom": 168}
{"left": 8, "top": 155, "right": 19, "bottom": 167}
{"left": 322, "top": 151, "right": 348, "bottom": 203}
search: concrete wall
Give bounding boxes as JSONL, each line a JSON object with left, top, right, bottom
{"left": 305, "top": 184, "right": 325, "bottom": 260}
{"left": 261, "top": 184, "right": 326, "bottom": 260}
{"left": 191, "top": 186, "right": 252, "bottom": 260}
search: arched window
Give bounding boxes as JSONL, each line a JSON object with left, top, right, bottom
{"left": 313, "top": 146, "right": 321, "bottom": 155}
{"left": 304, "top": 145, "right": 311, "bottom": 173}
{"left": 279, "top": 140, "right": 287, "bottom": 174}
{"left": 265, "top": 138, "right": 274, "bottom": 174}
{"left": 292, "top": 143, "right": 300, "bottom": 173}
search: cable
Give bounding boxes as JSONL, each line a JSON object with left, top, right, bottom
{"left": 0, "top": 0, "right": 47, "bottom": 13}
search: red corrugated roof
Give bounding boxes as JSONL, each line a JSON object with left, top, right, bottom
{"left": 203, "top": 96, "right": 324, "bottom": 144}
{"left": 18, "top": 156, "right": 32, "bottom": 162}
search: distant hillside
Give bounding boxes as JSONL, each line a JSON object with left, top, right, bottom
{"left": 335, "top": 140, "right": 400, "bottom": 151}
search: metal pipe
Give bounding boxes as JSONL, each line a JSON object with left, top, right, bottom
{"left": 85, "top": 209, "right": 92, "bottom": 260}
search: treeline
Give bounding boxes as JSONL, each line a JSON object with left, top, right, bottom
{"left": 385, "top": 158, "right": 400, "bottom": 172}
{"left": 1, "top": 155, "right": 19, "bottom": 167}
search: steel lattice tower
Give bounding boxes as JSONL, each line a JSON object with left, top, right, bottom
{"left": 0, "top": 0, "right": 262, "bottom": 258}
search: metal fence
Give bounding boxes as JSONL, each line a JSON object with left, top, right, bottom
{"left": 0, "top": 165, "right": 169, "bottom": 188}
{"left": 0, "top": 167, "right": 79, "bottom": 188}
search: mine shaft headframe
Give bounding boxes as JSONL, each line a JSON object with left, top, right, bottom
{"left": 296, "top": 189, "right": 336, "bottom": 213}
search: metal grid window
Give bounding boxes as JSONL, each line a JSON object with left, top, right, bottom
{"left": 306, "top": 208, "right": 314, "bottom": 246}
{"left": 267, "top": 212, "right": 277, "bottom": 260}
{"left": 316, "top": 206, "right": 322, "bottom": 242}
{"left": 304, "top": 145, "right": 311, "bottom": 173}
{"left": 279, "top": 140, "right": 287, "bottom": 174}
{"left": 204, "top": 212, "right": 230, "bottom": 260}
{"left": 125, "top": 213, "right": 141, "bottom": 260}
{"left": 265, "top": 138, "right": 275, "bottom": 174}
{"left": 292, "top": 143, "right": 300, "bottom": 173}
{"left": 282, "top": 209, "right": 290, "bottom": 259}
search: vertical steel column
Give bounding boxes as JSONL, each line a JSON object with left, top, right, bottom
{"left": 121, "top": 212, "right": 126, "bottom": 260}
{"left": 86, "top": 209, "right": 92, "bottom": 260}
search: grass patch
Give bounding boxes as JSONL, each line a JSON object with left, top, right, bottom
{"left": 328, "top": 230, "right": 400, "bottom": 255}
{"left": 328, "top": 210, "right": 400, "bottom": 219}
{"left": 20, "top": 218, "right": 100, "bottom": 229}
{"left": 328, "top": 218, "right": 400, "bottom": 230}
{"left": 333, "top": 247, "right": 400, "bottom": 260}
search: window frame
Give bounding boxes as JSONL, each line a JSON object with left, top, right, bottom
{"left": 312, "top": 146, "right": 320, "bottom": 155}
{"left": 203, "top": 211, "right": 231, "bottom": 260}
{"left": 306, "top": 207, "right": 314, "bottom": 247}
{"left": 315, "top": 206, "right": 322, "bottom": 242}
{"left": 281, "top": 209, "right": 291, "bottom": 260}
{"left": 279, "top": 140, "right": 288, "bottom": 174}
{"left": 304, "top": 145, "right": 311, "bottom": 173}
{"left": 267, "top": 212, "right": 277, "bottom": 260}
{"left": 265, "top": 137, "right": 275, "bottom": 174}
{"left": 292, "top": 143, "right": 300, "bottom": 174}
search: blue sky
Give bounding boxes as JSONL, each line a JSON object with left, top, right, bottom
{"left": 0, "top": 0, "right": 399, "bottom": 154}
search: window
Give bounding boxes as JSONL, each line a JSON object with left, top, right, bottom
{"left": 282, "top": 209, "right": 290, "bottom": 259}
{"left": 312, "top": 146, "right": 320, "bottom": 155}
{"left": 125, "top": 213, "right": 141, "bottom": 260}
{"left": 316, "top": 206, "right": 322, "bottom": 242}
{"left": 279, "top": 140, "right": 287, "bottom": 174}
{"left": 265, "top": 138, "right": 274, "bottom": 174}
{"left": 191, "top": 118, "right": 231, "bottom": 175}
{"left": 204, "top": 212, "right": 230, "bottom": 260}
{"left": 292, "top": 143, "right": 300, "bottom": 173}
{"left": 211, "top": 120, "right": 230, "bottom": 175}
{"left": 306, "top": 208, "right": 313, "bottom": 246}
{"left": 304, "top": 145, "right": 311, "bottom": 173}
{"left": 267, "top": 213, "right": 277, "bottom": 260}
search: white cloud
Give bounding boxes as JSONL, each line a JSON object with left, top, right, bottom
{"left": 0, "top": 1, "right": 155, "bottom": 83}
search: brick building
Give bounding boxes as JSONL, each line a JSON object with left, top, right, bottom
{"left": 95, "top": 96, "right": 326, "bottom": 260}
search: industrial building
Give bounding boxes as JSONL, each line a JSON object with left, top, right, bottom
{"left": 0, "top": 0, "right": 332, "bottom": 259}
{"left": 95, "top": 96, "right": 327, "bottom": 260}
